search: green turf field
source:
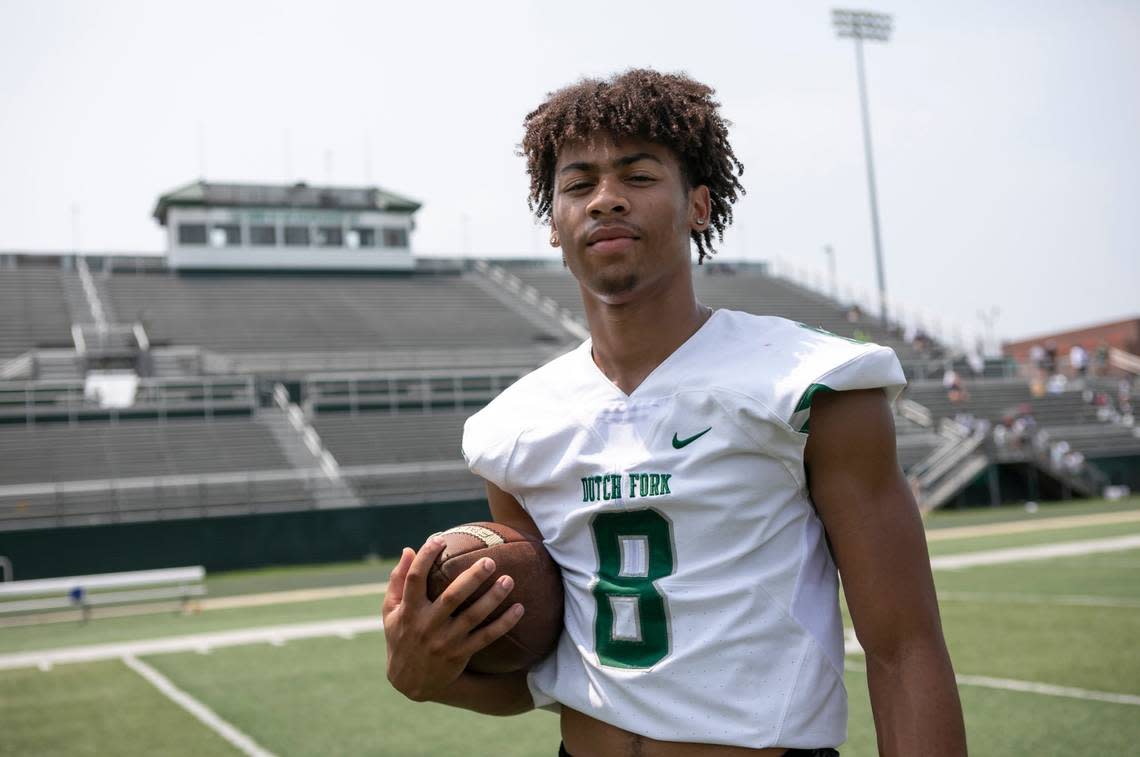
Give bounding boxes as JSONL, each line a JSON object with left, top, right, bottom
{"left": 2, "top": 496, "right": 1138, "bottom": 756}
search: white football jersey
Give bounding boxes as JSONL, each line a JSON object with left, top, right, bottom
{"left": 462, "top": 309, "right": 906, "bottom": 749}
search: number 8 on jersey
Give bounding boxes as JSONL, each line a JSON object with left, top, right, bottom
{"left": 590, "top": 508, "right": 676, "bottom": 669}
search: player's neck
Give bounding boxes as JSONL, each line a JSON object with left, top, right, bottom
{"left": 582, "top": 274, "right": 708, "bottom": 396}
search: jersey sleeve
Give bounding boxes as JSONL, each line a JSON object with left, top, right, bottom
{"left": 461, "top": 403, "right": 520, "bottom": 495}
{"left": 780, "top": 325, "right": 907, "bottom": 434}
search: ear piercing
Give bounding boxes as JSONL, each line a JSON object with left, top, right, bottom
{"left": 550, "top": 232, "right": 560, "bottom": 247}
{"left": 695, "top": 218, "right": 707, "bottom": 226}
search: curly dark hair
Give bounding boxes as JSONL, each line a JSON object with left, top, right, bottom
{"left": 521, "top": 68, "right": 745, "bottom": 263}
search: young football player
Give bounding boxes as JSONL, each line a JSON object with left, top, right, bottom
{"left": 383, "top": 69, "right": 967, "bottom": 757}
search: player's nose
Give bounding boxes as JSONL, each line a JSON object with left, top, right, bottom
{"left": 586, "top": 176, "right": 629, "bottom": 217}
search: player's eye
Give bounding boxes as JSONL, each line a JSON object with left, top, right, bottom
{"left": 564, "top": 181, "right": 593, "bottom": 193}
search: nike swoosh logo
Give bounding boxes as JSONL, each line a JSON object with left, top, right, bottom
{"left": 672, "top": 427, "right": 712, "bottom": 449}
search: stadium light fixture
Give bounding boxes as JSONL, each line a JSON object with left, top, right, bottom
{"left": 832, "top": 8, "right": 892, "bottom": 327}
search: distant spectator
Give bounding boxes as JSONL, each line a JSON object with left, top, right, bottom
{"left": 1069, "top": 344, "right": 1089, "bottom": 380}
{"left": 1094, "top": 340, "right": 1110, "bottom": 376}
{"left": 912, "top": 329, "right": 932, "bottom": 358}
{"left": 846, "top": 305, "right": 863, "bottom": 323}
{"left": 1063, "top": 450, "right": 1085, "bottom": 475}
{"left": 1028, "top": 343, "right": 1046, "bottom": 375}
{"left": 1119, "top": 377, "right": 1135, "bottom": 416}
{"left": 1046, "top": 373, "right": 1068, "bottom": 394}
{"left": 943, "top": 367, "right": 968, "bottom": 404}
{"left": 992, "top": 422, "right": 1009, "bottom": 448}
{"left": 1043, "top": 340, "right": 1058, "bottom": 375}
{"left": 967, "top": 352, "right": 985, "bottom": 377}
{"left": 1050, "top": 439, "right": 1070, "bottom": 470}
{"left": 1010, "top": 405, "right": 1037, "bottom": 449}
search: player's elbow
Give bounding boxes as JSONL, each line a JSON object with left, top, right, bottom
{"left": 857, "top": 617, "right": 950, "bottom": 671}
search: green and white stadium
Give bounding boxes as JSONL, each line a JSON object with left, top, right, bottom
{"left": 1, "top": 181, "right": 1138, "bottom": 755}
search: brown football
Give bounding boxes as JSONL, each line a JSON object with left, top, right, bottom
{"left": 425, "top": 521, "right": 563, "bottom": 674}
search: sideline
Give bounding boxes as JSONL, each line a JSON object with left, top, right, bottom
{"left": 930, "top": 534, "right": 1140, "bottom": 570}
{"left": 0, "top": 617, "right": 382, "bottom": 671}
{"left": 202, "top": 582, "right": 386, "bottom": 610}
{"left": 936, "top": 590, "right": 1140, "bottom": 609}
{"left": 845, "top": 662, "right": 1140, "bottom": 707}
{"left": 123, "top": 654, "right": 277, "bottom": 757}
{"left": 926, "top": 508, "right": 1140, "bottom": 541}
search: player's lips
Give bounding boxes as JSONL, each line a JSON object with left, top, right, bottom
{"left": 586, "top": 224, "right": 640, "bottom": 253}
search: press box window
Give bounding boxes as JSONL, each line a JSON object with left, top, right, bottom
{"left": 210, "top": 224, "right": 242, "bottom": 247}
{"left": 382, "top": 227, "right": 409, "bottom": 248}
{"left": 249, "top": 225, "right": 277, "bottom": 246}
{"left": 316, "top": 226, "right": 343, "bottom": 247}
{"left": 178, "top": 224, "right": 207, "bottom": 245}
{"left": 284, "top": 226, "right": 310, "bottom": 246}
{"left": 346, "top": 227, "right": 376, "bottom": 248}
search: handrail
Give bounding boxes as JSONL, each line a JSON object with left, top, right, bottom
{"left": 916, "top": 430, "right": 986, "bottom": 490}
{"left": 71, "top": 324, "right": 87, "bottom": 355}
{"left": 0, "top": 354, "right": 33, "bottom": 380}
{"left": 1109, "top": 348, "right": 1140, "bottom": 376}
{"left": 132, "top": 321, "right": 150, "bottom": 351}
{"left": 75, "top": 255, "right": 110, "bottom": 331}
{"left": 273, "top": 382, "right": 342, "bottom": 481}
{"left": 475, "top": 259, "right": 590, "bottom": 340}
{"left": 897, "top": 398, "right": 933, "bottom": 428}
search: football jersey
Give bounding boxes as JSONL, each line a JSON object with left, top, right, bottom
{"left": 461, "top": 309, "right": 906, "bottom": 750}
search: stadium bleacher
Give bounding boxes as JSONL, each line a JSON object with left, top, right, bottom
{"left": 102, "top": 270, "right": 566, "bottom": 354}
{"left": 314, "top": 410, "right": 469, "bottom": 467}
{"left": 0, "top": 415, "right": 291, "bottom": 486}
{"left": 903, "top": 378, "right": 1140, "bottom": 461}
{"left": 0, "top": 253, "right": 1135, "bottom": 552}
{"left": 0, "top": 268, "right": 77, "bottom": 360}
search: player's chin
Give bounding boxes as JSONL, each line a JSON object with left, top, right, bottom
{"left": 588, "top": 272, "right": 640, "bottom": 304}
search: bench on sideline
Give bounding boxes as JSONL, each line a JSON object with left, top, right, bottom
{"left": 0, "top": 566, "right": 206, "bottom": 621}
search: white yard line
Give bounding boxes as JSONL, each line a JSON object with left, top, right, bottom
{"left": 926, "top": 509, "right": 1140, "bottom": 541}
{"left": 0, "top": 582, "right": 388, "bottom": 629}
{"left": 845, "top": 661, "right": 1140, "bottom": 707}
{"left": 937, "top": 591, "right": 1140, "bottom": 609}
{"left": 0, "top": 617, "right": 382, "bottom": 671}
{"left": 122, "top": 654, "right": 277, "bottom": 757}
{"left": 930, "top": 534, "right": 1140, "bottom": 570}
{"left": 201, "top": 582, "right": 386, "bottom": 611}
{"left": 954, "top": 673, "right": 1140, "bottom": 707}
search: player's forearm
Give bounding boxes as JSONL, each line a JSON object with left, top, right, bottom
{"left": 428, "top": 670, "right": 535, "bottom": 716}
{"left": 865, "top": 639, "right": 967, "bottom": 756}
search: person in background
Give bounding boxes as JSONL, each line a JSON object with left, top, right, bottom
{"left": 1069, "top": 343, "right": 1089, "bottom": 382}
{"left": 1094, "top": 340, "right": 1110, "bottom": 377}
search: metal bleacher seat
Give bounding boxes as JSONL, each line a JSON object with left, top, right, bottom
{"left": 102, "top": 271, "right": 563, "bottom": 355}
{"left": 313, "top": 410, "right": 471, "bottom": 467}
{"left": 0, "top": 268, "right": 76, "bottom": 360}
{"left": 0, "top": 416, "right": 292, "bottom": 486}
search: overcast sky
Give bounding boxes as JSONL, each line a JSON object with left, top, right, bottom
{"left": 1, "top": 0, "right": 1136, "bottom": 345}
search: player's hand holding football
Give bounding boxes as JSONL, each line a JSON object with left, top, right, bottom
{"left": 382, "top": 536, "right": 524, "bottom": 702}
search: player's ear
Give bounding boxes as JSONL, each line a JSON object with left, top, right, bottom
{"left": 688, "top": 185, "right": 711, "bottom": 233}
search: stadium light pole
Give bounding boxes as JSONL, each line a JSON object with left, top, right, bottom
{"left": 832, "top": 8, "right": 892, "bottom": 327}
{"left": 823, "top": 244, "right": 837, "bottom": 300}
